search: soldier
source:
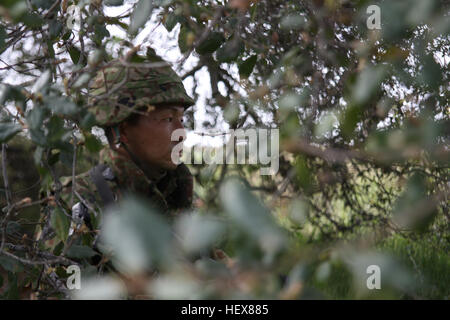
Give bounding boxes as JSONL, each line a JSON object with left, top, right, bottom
{"left": 37, "top": 47, "right": 196, "bottom": 274}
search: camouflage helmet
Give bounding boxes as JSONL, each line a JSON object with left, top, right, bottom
{"left": 88, "top": 47, "right": 195, "bottom": 127}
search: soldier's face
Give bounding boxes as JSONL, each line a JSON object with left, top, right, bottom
{"left": 119, "top": 105, "right": 186, "bottom": 171}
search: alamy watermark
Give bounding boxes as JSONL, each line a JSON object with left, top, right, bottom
{"left": 66, "top": 4, "right": 81, "bottom": 30}
{"left": 366, "top": 5, "right": 381, "bottom": 30}
{"left": 66, "top": 265, "right": 81, "bottom": 290}
{"left": 366, "top": 264, "right": 381, "bottom": 290}
{"left": 171, "top": 128, "right": 279, "bottom": 175}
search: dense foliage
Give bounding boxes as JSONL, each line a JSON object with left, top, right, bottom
{"left": 0, "top": 0, "right": 448, "bottom": 299}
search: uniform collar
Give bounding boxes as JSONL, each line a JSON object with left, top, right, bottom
{"left": 99, "top": 147, "right": 168, "bottom": 194}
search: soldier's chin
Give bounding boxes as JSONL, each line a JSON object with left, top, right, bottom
{"left": 161, "top": 159, "right": 179, "bottom": 171}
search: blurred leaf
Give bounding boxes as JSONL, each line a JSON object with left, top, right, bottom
{"left": 294, "top": 156, "right": 312, "bottom": 192}
{"left": 280, "top": 13, "right": 307, "bottom": 30}
{"left": 6, "top": 221, "right": 21, "bottom": 235}
{"left": 0, "top": 84, "right": 25, "bottom": 105}
{"left": 93, "top": 24, "right": 110, "bottom": 44}
{"left": 406, "top": 0, "right": 437, "bottom": 26}
{"left": 278, "top": 92, "right": 303, "bottom": 112}
{"left": 315, "top": 112, "right": 338, "bottom": 139}
{"left": 73, "top": 276, "right": 126, "bottom": 300}
{"left": 66, "top": 245, "right": 97, "bottom": 259}
{"left": 150, "top": 274, "right": 202, "bottom": 299}
{"left": 0, "top": 256, "right": 23, "bottom": 273}
{"left": 129, "top": 0, "right": 153, "bottom": 35}
{"left": 44, "top": 95, "right": 78, "bottom": 115}
{"left": 72, "top": 73, "right": 92, "bottom": 89}
{"left": 32, "top": 69, "right": 51, "bottom": 93}
{"left": 316, "top": 262, "right": 331, "bottom": 282}
{"left": 84, "top": 133, "right": 103, "bottom": 153}
{"left": 216, "top": 36, "right": 244, "bottom": 63}
{"left": 175, "top": 213, "right": 225, "bottom": 256}
{"left": 418, "top": 55, "right": 442, "bottom": 89}
{"left": 100, "top": 196, "right": 173, "bottom": 274}
{"left": 30, "top": 0, "right": 54, "bottom": 9}
{"left": 238, "top": 55, "right": 257, "bottom": 78}
{"left": 178, "top": 25, "right": 194, "bottom": 53}
{"left": 0, "top": 122, "right": 22, "bottom": 143}
{"left": 80, "top": 112, "right": 96, "bottom": 130}
{"left": 104, "top": 0, "right": 124, "bottom": 6}
{"left": 340, "top": 105, "right": 361, "bottom": 139}
{"left": 352, "top": 64, "right": 387, "bottom": 105}
{"left": 51, "top": 207, "right": 69, "bottom": 243}
{"left": 196, "top": 32, "right": 225, "bottom": 55}
{"left": 393, "top": 174, "right": 438, "bottom": 232}
{"left": 21, "top": 12, "right": 44, "bottom": 28}
{"left": 68, "top": 46, "right": 81, "bottom": 65}
{"left": 164, "top": 12, "right": 182, "bottom": 32}
{"left": 289, "top": 199, "right": 309, "bottom": 226}
{"left": 0, "top": 26, "right": 7, "bottom": 53}
{"left": 220, "top": 178, "right": 287, "bottom": 261}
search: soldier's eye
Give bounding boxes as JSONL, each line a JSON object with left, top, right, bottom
{"left": 164, "top": 117, "right": 173, "bottom": 122}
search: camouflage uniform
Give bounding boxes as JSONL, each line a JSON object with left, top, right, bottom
{"left": 37, "top": 48, "right": 195, "bottom": 265}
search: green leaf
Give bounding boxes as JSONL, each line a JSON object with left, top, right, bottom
{"left": 0, "top": 26, "right": 7, "bottom": 54}
{"left": 53, "top": 241, "right": 64, "bottom": 256}
{"left": 220, "top": 178, "right": 287, "bottom": 261}
{"left": 62, "top": 30, "right": 71, "bottom": 41}
{"left": 0, "top": 256, "right": 23, "bottom": 273}
{"left": 277, "top": 90, "right": 308, "bottom": 112}
{"left": 174, "top": 213, "right": 225, "bottom": 256}
{"left": 419, "top": 54, "right": 442, "bottom": 89}
{"left": 33, "top": 146, "right": 44, "bottom": 164}
{"left": 6, "top": 273, "right": 19, "bottom": 299}
{"left": 0, "top": 123, "right": 22, "bottom": 143}
{"left": 66, "top": 245, "right": 97, "bottom": 259}
{"left": 352, "top": 64, "right": 387, "bottom": 105}
{"left": 1, "top": 0, "right": 24, "bottom": 9}
{"left": 44, "top": 95, "right": 78, "bottom": 115}
{"left": 29, "top": 128, "right": 47, "bottom": 146}
{"left": 178, "top": 25, "right": 192, "bottom": 53}
{"left": 0, "top": 84, "right": 25, "bottom": 105}
{"left": 6, "top": 221, "right": 21, "bottom": 235}
{"left": 21, "top": 12, "right": 45, "bottom": 28}
{"left": 31, "top": 0, "right": 54, "bottom": 9}
{"left": 51, "top": 207, "right": 70, "bottom": 243}
{"left": 85, "top": 133, "right": 103, "bottom": 153}
{"left": 104, "top": 0, "right": 124, "bottom": 6}
{"left": 340, "top": 104, "right": 361, "bottom": 139}
{"left": 68, "top": 46, "right": 81, "bottom": 64}
{"left": 100, "top": 195, "right": 173, "bottom": 273}
{"left": 48, "top": 20, "right": 63, "bottom": 40}
{"left": 72, "top": 73, "right": 92, "bottom": 89}
{"left": 238, "top": 55, "right": 257, "bottom": 78}
{"left": 164, "top": 12, "right": 181, "bottom": 32}
{"left": 280, "top": 13, "right": 307, "bottom": 30}
{"left": 196, "top": 32, "right": 225, "bottom": 55}
{"left": 129, "top": 0, "right": 153, "bottom": 35}
{"left": 32, "top": 69, "right": 52, "bottom": 93}
{"left": 216, "top": 36, "right": 244, "bottom": 63}
{"left": 93, "top": 24, "right": 110, "bottom": 44}
{"left": 294, "top": 156, "right": 313, "bottom": 192}
{"left": 393, "top": 174, "right": 438, "bottom": 232}
{"left": 80, "top": 112, "right": 96, "bottom": 130}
